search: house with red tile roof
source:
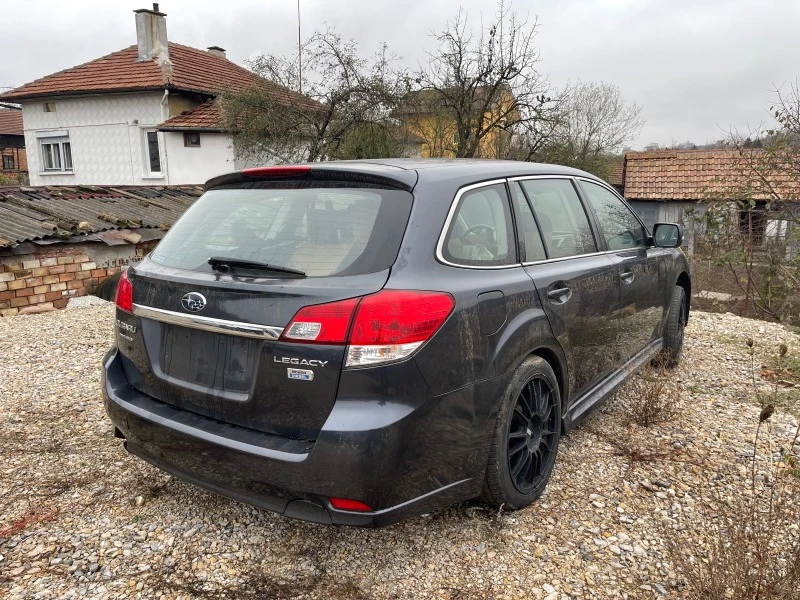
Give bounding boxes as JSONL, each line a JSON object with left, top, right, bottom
{"left": 0, "top": 5, "right": 313, "bottom": 186}
{"left": 0, "top": 109, "right": 27, "bottom": 179}
{"left": 620, "top": 149, "right": 799, "bottom": 247}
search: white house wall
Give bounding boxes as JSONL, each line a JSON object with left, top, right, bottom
{"left": 22, "top": 93, "right": 167, "bottom": 186}
{"left": 163, "top": 132, "right": 236, "bottom": 184}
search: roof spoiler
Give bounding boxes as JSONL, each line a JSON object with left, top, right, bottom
{"left": 205, "top": 164, "right": 417, "bottom": 192}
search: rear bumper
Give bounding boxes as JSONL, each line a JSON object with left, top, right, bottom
{"left": 103, "top": 348, "right": 498, "bottom": 527}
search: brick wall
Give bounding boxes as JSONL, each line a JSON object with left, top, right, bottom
{"left": 0, "top": 240, "right": 158, "bottom": 317}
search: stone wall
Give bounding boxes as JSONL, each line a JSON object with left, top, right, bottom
{"left": 0, "top": 240, "right": 157, "bottom": 316}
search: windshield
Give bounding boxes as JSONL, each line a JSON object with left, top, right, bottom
{"left": 151, "top": 183, "right": 413, "bottom": 277}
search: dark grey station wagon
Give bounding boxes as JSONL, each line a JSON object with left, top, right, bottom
{"left": 103, "top": 159, "right": 690, "bottom": 527}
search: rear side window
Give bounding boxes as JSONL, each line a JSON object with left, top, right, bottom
{"left": 442, "top": 183, "right": 516, "bottom": 267}
{"left": 580, "top": 180, "right": 647, "bottom": 250}
{"left": 151, "top": 183, "right": 413, "bottom": 277}
{"left": 520, "top": 179, "right": 597, "bottom": 259}
{"left": 510, "top": 182, "right": 546, "bottom": 262}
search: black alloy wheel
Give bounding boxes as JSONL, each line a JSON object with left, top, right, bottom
{"left": 482, "top": 356, "right": 562, "bottom": 510}
{"left": 662, "top": 285, "right": 687, "bottom": 368}
{"left": 507, "top": 376, "right": 560, "bottom": 494}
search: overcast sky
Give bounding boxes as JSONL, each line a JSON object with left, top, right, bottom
{"left": 1, "top": 0, "right": 798, "bottom": 148}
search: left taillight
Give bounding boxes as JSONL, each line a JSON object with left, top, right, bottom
{"left": 115, "top": 270, "right": 133, "bottom": 313}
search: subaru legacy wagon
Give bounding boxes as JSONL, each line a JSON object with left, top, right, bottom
{"left": 103, "top": 159, "right": 690, "bottom": 527}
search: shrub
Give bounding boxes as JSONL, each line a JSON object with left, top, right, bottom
{"left": 620, "top": 362, "right": 682, "bottom": 427}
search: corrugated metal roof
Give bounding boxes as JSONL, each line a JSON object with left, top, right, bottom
{"left": 0, "top": 185, "right": 203, "bottom": 248}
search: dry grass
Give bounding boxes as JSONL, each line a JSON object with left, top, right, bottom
{"left": 668, "top": 342, "right": 800, "bottom": 599}
{"left": 619, "top": 361, "right": 683, "bottom": 428}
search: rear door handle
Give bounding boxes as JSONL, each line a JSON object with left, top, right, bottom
{"left": 547, "top": 286, "right": 572, "bottom": 303}
{"left": 620, "top": 271, "right": 635, "bottom": 284}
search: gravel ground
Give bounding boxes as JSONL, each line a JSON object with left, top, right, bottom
{"left": 1, "top": 306, "right": 798, "bottom": 599}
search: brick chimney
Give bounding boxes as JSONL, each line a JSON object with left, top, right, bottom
{"left": 134, "top": 4, "right": 169, "bottom": 62}
{"left": 207, "top": 46, "right": 227, "bottom": 59}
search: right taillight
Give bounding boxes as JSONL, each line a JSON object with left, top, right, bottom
{"left": 280, "top": 297, "right": 360, "bottom": 344}
{"left": 115, "top": 270, "right": 133, "bottom": 313}
{"left": 347, "top": 290, "right": 454, "bottom": 367}
{"left": 279, "top": 290, "right": 455, "bottom": 367}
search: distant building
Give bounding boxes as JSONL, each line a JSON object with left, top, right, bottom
{"left": 0, "top": 109, "right": 26, "bottom": 179}
{"left": 620, "top": 149, "right": 799, "bottom": 248}
{"left": 398, "top": 86, "right": 518, "bottom": 159}
{"left": 0, "top": 4, "right": 316, "bottom": 186}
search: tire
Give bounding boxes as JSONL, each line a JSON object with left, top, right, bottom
{"left": 482, "top": 356, "right": 561, "bottom": 510}
{"left": 661, "top": 285, "right": 687, "bottom": 368}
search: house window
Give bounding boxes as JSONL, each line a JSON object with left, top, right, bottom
{"left": 38, "top": 134, "right": 73, "bottom": 172}
{"left": 144, "top": 130, "right": 162, "bottom": 174}
{"left": 44, "top": 102, "right": 56, "bottom": 112}
{"left": 183, "top": 132, "right": 201, "bottom": 147}
{"left": 739, "top": 205, "right": 767, "bottom": 245}
{"left": 2, "top": 155, "right": 14, "bottom": 170}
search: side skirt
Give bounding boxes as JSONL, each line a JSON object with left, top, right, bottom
{"left": 562, "top": 338, "right": 664, "bottom": 433}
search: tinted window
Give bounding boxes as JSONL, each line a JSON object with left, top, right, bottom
{"left": 581, "top": 181, "right": 647, "bottom": 250}
{"left": 151, "top": 184, "right": 413, "bottom": 277}
{"left": 520, "top": 179, "right": 597, "bottom": 259}
{"left": 510, "top": 182, "right": 546, "bottom": 262}
{"left": 442, "top": 183, "right": 516, "bottom": 266}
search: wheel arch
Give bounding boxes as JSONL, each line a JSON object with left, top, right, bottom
{"left": 529, "top": 347, "right": 568, "bottom": 417}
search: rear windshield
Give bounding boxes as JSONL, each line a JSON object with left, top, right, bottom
{"left": 150, "top": 182, "right": 413, "bottom": 277}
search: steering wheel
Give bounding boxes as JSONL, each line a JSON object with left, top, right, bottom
{"left": 459, "top": 224, "right": 496, "bottom": 240}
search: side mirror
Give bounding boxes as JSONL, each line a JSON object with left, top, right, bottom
{"left": 652, "top": 223, "right": 682, "bottom": 248}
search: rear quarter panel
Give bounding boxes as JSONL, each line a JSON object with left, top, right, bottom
{"left": 387, "top": 176, "right": 568, "bottom": 408}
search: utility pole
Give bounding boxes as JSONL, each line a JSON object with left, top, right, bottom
{"left": 297, "top": 0, "right": 302, "bottom": 94}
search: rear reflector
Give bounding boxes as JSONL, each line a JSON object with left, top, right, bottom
{"left": 241, "top": 165, "right": 311, "bottom": 178}
{"left": 115, "top": 270, "right": 133, "bottom": 313}
{"left": 280, "top": 290, "right": 454, "bottom": 367}
{"left": 329, "top": 497, "right": 372, "bottom": 512}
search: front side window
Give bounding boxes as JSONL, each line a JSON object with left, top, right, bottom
{"left": 520, "top": 179, "right": 597, "bottom": 259}
{"left": 145, "top": 130, "right": 162, "bottom": 174}
{"left": 442, "top": 183, "right": 516, "bottom": 266}
{"left": 38, "top": 135, "right": 72, "bottom": 172}
{"left": 580, "top": 181, "right": 646, "bottom": 250}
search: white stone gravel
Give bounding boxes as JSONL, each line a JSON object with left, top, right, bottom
{"left": 65, "top": 296, "right": 111, "bottom": 309}
{"left": 1, "top": 306, "right": 798, "bottom": 599}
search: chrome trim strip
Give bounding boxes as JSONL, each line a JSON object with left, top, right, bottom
{"left": 521, "top": 250, "right": 610, "bottom": 267}
{"left": 435, "top": 178, "right": 521, "bottom": 270}
{"left": 132, "top": 304, "right": 284, "bottom": 340}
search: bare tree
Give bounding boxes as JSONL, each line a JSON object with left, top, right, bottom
{"left": 407, "top": 0, "right": 560, "bottom": 159}
{"left": 539, "top": 81, "right": 643, "bottom": 176}
{"left": 218, "top": 29, "right": 410, "bottom": 163}
{"left": 729, "top": 81, "right": 800, "bottom": 208}
{"left": 696, "top": 81, "right": 800, "bottom": 323}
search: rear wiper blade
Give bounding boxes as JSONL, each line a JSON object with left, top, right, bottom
{"left": 208, "top": 257, "right": 306, "bottom": 278}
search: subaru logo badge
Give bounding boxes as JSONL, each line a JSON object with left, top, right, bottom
{"left": 181, "top": 292, "right": 206, "bottom": 312}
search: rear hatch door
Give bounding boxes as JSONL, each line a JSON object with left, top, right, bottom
{"left": 117, "top": 171, "right": 414, "bottom": 440}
